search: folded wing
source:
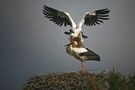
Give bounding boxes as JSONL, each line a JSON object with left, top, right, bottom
{"left": 79, "top": 48, "right": 100, "bottom": 61}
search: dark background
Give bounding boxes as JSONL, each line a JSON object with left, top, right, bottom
{"left": 1, "top": 0, "right": 135, "bottom": 89}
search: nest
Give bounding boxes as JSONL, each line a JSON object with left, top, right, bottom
{"left": 23, "top": 71, "right": 109, "bottom": 90}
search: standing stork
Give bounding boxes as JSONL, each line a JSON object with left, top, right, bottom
{"left": 42, "top": 4, "right": 110, "bottom": 73}
{"left": 65, "top": 33, "right": 100, "bottom": 73}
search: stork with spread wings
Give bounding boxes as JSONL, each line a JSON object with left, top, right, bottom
{"left": 43, "top": 4, "right": 109, "bottom": 37}
{"left": 43, "top": 4, "right": 110, "bottom": 73}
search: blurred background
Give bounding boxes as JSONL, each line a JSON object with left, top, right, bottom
{"left": 1, "top": 0, "right": 135, "bottom": 89}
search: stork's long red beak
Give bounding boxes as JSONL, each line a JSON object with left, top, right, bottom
{"left": 64, "top": 43, "right": 71, "bottom": 47}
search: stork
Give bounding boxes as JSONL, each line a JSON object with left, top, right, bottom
{"left": 65, "top": 33, "right": 100, "bottom": 73}
{"left": 42, "top": 4, "right": 110, "bottom": 73}
{"left": 43, "top": 4, "right": 109, "bottom": 38}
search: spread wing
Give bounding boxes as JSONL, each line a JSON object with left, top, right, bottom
{"left": 79, "top": 8, "right": 110, "bottom": 27}
{"left": 43, "top": 4, "right": 76, "bottom": 28}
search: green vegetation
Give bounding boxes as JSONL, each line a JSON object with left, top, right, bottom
{"left": 23, "top": 68, "right": 135, "bottom": 90}
{"left": 107, "top": 69, "right": 135, "bottom": 90}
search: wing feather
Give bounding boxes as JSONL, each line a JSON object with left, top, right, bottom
{"left": 79, "top": 8, "right": 110, "bottom": 27}
{"left": 43, "top": 4, "right": 76, "bottom": 28}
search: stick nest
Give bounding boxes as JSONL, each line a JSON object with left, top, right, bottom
{"left": 23, "top": 71, "right": 109, "bottom": 90}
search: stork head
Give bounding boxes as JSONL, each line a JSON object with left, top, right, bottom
{"left": 70, "top": 33, "right": 77, "bottom": 39}
{"left": 71, "top": 41, "right": 78, "bottom": 47}
{"left": 70, "top": 34, "right": 78, "bottom": 43}
{"left": 65, "top": 34, "right": 78, "bottom": 47}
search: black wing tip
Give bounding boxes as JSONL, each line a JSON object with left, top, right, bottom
{"left": 81, "top": 32, "right": 88, "bottom": 38}
{"left": 96, "top": 8, "right": 110, "bottom": 14}
{"left": 43, "top": 4, "right": 47, "bottom": 9}
{"left": 64, "top": 32, "right": 70, "bottom": 35}
{"left": 96, "top": 55, "right": 100, "bottom": 61}
{"left": 105, "top": 8, "right": 110, "bottom": 13}
{"left": 42, "top": 4, "right": 48, "bottom": 14}
{"left": 102, "top": 8, "right": 110, "bottom": 11}
{"left": 42, "top": 4, "right": 72, "bottom": 27}
{"left": 82, "top": 35, "right": 88, "bottom": 38}
{"left": 104, "top": 8, "right": 110, "bottom": 13}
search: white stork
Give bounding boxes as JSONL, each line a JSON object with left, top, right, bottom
{"left": 43, "top": 4, "right": 109, "bottom": 73}
{"left": 65, "top": 39, "right": 100, "bottom": 73}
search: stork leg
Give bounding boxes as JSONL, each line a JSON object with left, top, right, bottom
{"left": 80, "top": 61, "right": 85, "bottom": 73}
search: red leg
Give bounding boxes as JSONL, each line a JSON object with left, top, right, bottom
{"left": 80, "top": 61, "right": 85, "bottom": 73}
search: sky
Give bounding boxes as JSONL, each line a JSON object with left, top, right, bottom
{"left": 1, "top": 0, "right": 135, "bottom": 90}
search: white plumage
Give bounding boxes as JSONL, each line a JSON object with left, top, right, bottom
{"left": 71, "top": 47, "right": 88, "bottom": 54}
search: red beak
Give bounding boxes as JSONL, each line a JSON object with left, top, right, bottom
{"left": 64, "top": 43, "right": 71, "bottom": 47}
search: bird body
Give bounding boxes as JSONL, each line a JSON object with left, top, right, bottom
{"left": 66, "top": 45, "right": 100, "bottom": 61}
{"left": 65, "top": 39, "right": 100, "bottom": 73}
{"left": 65, "top": 40, "right": 100, "bottom": 62}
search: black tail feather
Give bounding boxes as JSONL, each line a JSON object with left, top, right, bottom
{"left": 79, "top": 48, "right": 100, "bottom": 61}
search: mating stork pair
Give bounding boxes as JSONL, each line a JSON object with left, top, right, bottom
{"left": 43, "top": 4, "right": 110, "bottom": 73}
